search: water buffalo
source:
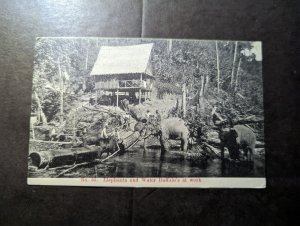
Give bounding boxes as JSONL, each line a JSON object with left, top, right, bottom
{"left": 97, "top": 136, "right": 121, "bottom": 157}
{"left": 219, "top": 125, "right": 256, "bottom": 161}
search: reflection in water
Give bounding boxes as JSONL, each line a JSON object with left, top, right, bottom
{"left": 102, "top": 147, "right": 220, "bottom": 177}
{"left": 101, "top": 147, "right": 265, "bottom": 178}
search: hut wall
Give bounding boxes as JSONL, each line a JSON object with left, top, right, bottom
{"left": 95, "top": 79, "right": 119, "bottom": 90}
{"left": 95, "top": 74, "right": 154, "bottom": 91}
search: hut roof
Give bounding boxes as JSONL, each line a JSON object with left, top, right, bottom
{"left": 91, "top": 43, "right": 154, "bottom": 77}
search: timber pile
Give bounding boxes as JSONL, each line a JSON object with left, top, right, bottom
{"left": 29, "top": 140, "right": 68, "bottom": 152}
{"left": 29, "top": 131, "right": 141, "bottom": 169}
{"left": 29, "top": 100, "right": 143, "bottom": 173}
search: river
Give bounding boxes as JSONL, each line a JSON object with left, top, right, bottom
{"left": 28, "top": 144, "right": 265, "bottom": 178}
{"left": 40, "top": 146, "right": 265, "bottom": 178}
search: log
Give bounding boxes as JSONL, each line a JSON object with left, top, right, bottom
{"left": 215, "top": 117, "right": 264, "bottom": 126}
{"left": 29, "top": 139, "right": 72, "bottom": 145}
{"left": 29, "top": 146, "right": 99, "bottom": 169}
{"left": 235, "top": 118, "right": 264, "bottom": 124}
{"left": 56, "top": 144, "right": 121, "bottom": 178}
{"left": 55, "top": 131, "right": 141, "bottom": 177}
{"left": 202, "top": 137, "right": 264, "bottom": 148}
{"left": 202, "top": 142, "right": 221, "bottom": 158}
{"left": 29, "top": 130, "right": 141, "bottom": 169}
{"left": 82, "top": 105, "right": 110, "bottom": 113}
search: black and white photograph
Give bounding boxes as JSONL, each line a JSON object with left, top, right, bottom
{"left": 27, "top": 37, "right": 265, "bottom": 188}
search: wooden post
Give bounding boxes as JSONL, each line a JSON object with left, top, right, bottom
{"left": 94, "top": 75, "right": 97, "bottom": 106}
{"left": 215, "top": 41, "right": 220, "bottom": 94}
{"left": 230, "top": 41, "right": 238, "bottom": 89}
{"left": 182, "top": 83, "right": 186, "bottom": 118}
{"left": 116, "top": 89, "right": 119, "bottom": 107}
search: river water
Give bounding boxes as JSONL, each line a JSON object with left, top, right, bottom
{"left": 50, "top": 146, "right": 265, "bottom": 178}
{"left": 28, "top": 144, "right": 265, "bottom": 178}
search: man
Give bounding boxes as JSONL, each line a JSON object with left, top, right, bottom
{"left": 123, "top": 113, "right": 131, "bottom": 131}
{"left": 113, "top": 128, "right": 120, "bottom": 142}
{"left": 155, "top": 110, "right": 161, "bottom": 123}
{"left": 100, "top": 123, "right": 108, "bottom": 139}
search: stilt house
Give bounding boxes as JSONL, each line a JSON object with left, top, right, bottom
{"left": 91, "top": 43, "right": 154, "bottom": 106}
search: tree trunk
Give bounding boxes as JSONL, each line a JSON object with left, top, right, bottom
{"left": 34, "top": 91, "right": 47, "bottom": 125}
{"left": 182, "top": 83, "right": 186, "bottom": 118}
{"left": 85, "top": 40, "right": 89, "bottom": 70}
{"left": 199, "top": 75, "right": 205, "bottom": 112}
{"left": 58, "top": 60, "right": 64, "bottom": 124}
{"left": 83, "top": 40, "right": 89, "bottom": 91}
{"left": 235, "top": 58, "right": 242, "bottom": 92}
{"left": 230, "top": 41, "right": 238, "bottom": 89}
{"left": 31, "top": 120, "right": 36, "bottom": 140}
{"left": 215, "top": 41, "right": 220, "bottom": 94}
{"left": 203, "top": 74, "right": 209, "bottom": 96}
{"left": 73, "top": 109, "right": 76, "bottom": 142}
{"left": 168, "top": 39, "right": 172, "bottom": 55}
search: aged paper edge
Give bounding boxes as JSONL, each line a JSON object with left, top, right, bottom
{"left": 28, "top": 177, "right": 266, "bottom": 188}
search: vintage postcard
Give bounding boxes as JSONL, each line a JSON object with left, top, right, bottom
{"left": 27, "top": 37, "right": 265, "bottom": 188}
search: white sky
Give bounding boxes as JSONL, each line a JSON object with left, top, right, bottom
{"left": 240, "top": 41, "right": 262, "bottom": 61}
{"left": 251, "top": 42, "right": 262, "bottom": 61}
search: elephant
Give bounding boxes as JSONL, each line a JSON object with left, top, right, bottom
{"left": 159, "top": 117, "right": 189, "bottom": 152}
{"left": 134, "top": 121, "right": 156, "bottom": 149}
{"left": 134, "top": 117, "right": 189, "bottom": 153}
{"left": 219, "top": 125, "right": 256, "bottom": 161}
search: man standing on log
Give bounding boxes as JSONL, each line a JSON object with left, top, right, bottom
{"left": 123, "top": 113, "right": 130, "bottom": 131}
{"left": 100, "top": 123, "right": 108, "bottom": 139}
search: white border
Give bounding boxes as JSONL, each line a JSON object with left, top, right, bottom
{"left": 28, "top": 177, "right": 266, "bottom": 188}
